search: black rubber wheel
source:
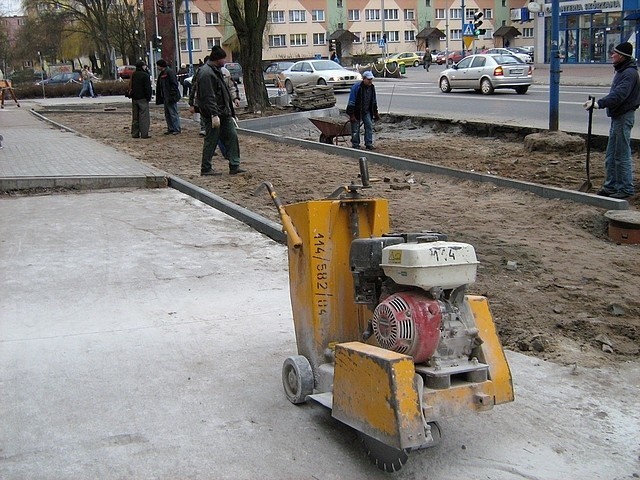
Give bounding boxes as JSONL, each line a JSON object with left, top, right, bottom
{"left": 413, "top": 60, "right": 419, "bottom": 67}
{"left": 282, "top": 355, "right": 313, "bottom": 404}
{"left": 515, "top": 86, "right": 529, "bottom": 95}
{"left": 285, "top": 80, "right": 294, "bottom": 94}
{"left": 439, "top": 77, "right": 452, "bottom": 93}
{"left": 317, "top": 78, "right": 327, "bottom": 86}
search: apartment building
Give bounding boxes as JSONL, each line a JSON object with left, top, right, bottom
{"left": 176, "top": 0, "right": 638, "bottom": 65}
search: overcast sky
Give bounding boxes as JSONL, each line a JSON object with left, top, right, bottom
{"left": 0, "top": 0, "right": 23, "bottom": 15}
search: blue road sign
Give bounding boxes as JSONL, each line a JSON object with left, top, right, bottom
{"left": 463, "top": 23, "right": 475, "bottom": 36}
{"left": 378, "top": 38, "right": 386, "bottom": 48}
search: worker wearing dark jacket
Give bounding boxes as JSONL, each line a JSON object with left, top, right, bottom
{"left": 155, "top": 59, "right": 181, "bottom": 135}
{"left": 196, "top": 46, "right": 245, "bottom": 175}
{"left": 129, "top": 60, "right": 152, "bottom": 139}
{"left": 346, "top": 70, "right": 380, "bottom": 150}
{"left": 583, "top": 41, "right": 640, "bottom": 199}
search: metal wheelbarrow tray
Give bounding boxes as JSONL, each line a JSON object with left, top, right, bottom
{"left": 308, "top": 117, "right": 352, "bottom": 145}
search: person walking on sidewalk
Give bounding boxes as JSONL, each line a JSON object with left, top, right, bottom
{"left": 129, "top": 60, "right": 152, "bottom": 139}
{"left": 347, "top": 70, "right": 380, "bottom": 150}
{"left": 78, "top": 65, "right": 97, "bottom": 98}
{"left": 423, "top": 48, "right": 431, "bottom": 71}
{"left": 196, "top": 46, "right": 246, "bottom": 176}
{"left": 583, "top": 41, "right": 640, "bottom": 199}
{"left": 155, "top": 59, "right": 181, "bottom": 135}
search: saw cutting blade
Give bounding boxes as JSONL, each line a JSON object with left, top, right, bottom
{"left": 360, "top": 433, "right": 409, "bottom": 473}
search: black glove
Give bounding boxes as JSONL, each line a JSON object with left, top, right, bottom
{"left": 349, "top": 114, "right": 356, "bottom": 123}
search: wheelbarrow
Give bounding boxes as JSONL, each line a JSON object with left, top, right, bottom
{"left": 308, "top": 117, "right": 352, "bottom": 145}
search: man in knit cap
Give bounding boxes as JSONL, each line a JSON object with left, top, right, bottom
{"left": 195, "top": 45, "right": 246, "bottom": 175}
{"left": 583, "top": 41, "right": 640, "bottom": 199}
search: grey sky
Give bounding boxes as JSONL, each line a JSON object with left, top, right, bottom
{"left": 0, "top": 0, "right": 23, "bottom": 15}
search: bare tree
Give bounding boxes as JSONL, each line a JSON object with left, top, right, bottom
{"left": 22, "top": 0, "right": 129, "bottom": 78}
{"left": 226, "top": 0, "right": 270, "bottom": 112}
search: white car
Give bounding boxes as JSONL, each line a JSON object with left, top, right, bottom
{"left": 281, "top": 60, "right": 362, "bottom": 94}
{"left": 485, "top": 48, "right": 532, "bottom": 64}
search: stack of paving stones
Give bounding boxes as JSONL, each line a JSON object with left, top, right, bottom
{"left": 290, "top": 84, "right": 336, "bottom": 110}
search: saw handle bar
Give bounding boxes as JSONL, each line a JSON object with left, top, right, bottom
{"left": 255, "top": 182, "right": 303, "bottom": 248}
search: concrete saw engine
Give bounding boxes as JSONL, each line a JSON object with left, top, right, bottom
{"left": 352, "top": 235, "right": 485, "bottom": 384}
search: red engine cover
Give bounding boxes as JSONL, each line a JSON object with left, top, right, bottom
{"left": 372, "top": 291, "right": 442, "bottom": 363}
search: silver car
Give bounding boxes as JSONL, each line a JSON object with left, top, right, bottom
{"left": 281, "top": 60, "right": 362, "bottom": 94}
{"left": 439, "top": 54, "right": 532, "bottom": 95}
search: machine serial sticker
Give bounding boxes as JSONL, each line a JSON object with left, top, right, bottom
{"left": 387, "top": 250, "right": 402, "bottom": 264}
{"left": 312, "top": 232, "right": 331, "bottom": 316}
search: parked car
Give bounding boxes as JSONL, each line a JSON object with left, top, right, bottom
{"left": 117, "top": 65, "right": 136, "bottom": 79}
{"left": 484, "top": 48, "right": 531, "bottom": 64}
{"left": 508, "top": 46, "right": 535, "bottom": 62}
{"left": 281, "top": 59, "right": 362, "bottom": 94}
{"left": 224, "top": 62, "right": 243, "bottom": 83}
{"left": 35, "top": 71, "right": 82, "bottom": 86}
{"left": 436, "top": 50, "right": 470, "bottom": 65}
{"left": 378, "top": 52, "right": 421, "bottom": 67}
{"left": 438, "top": 54, "right": 532, "bottom": 95}
{"left": 263, "top": 61, "right": 295, "bottom": 86}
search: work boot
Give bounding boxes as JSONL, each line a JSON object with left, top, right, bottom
{"left": 201, "top": 169, "right": 221, "bottom": 176}
{"left": 596, "top": 188, "right": 614, "bottom": 197}
{"left": 229, "top": 166, "right": 246, "bottom": 175}
{"left": 610, "top": 191, "right": 632, "bottom": 199}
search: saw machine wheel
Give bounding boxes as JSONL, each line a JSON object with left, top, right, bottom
{"left": 282, "top": 355, "right": 314, "bottom": 405}
{"left": 359, "top": 433, "right": 409, "bottom": 473}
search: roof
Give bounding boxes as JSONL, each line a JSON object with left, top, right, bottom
{"left": 416, "top": 27, "right": 446, "bottom": 39}
{"left": 494, "top": 26, "right": 522, "bottom": 37}
{"left": 328, "top": 29, "right": 359, "bottom": 43}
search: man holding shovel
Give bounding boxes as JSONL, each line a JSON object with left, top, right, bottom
{"left": 583, "top": 42, "right": 640, "bottom": 199}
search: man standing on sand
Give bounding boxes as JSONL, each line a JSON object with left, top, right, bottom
{"left": 195, "top": 46, "right": 246, "bottom": 176}
{"left": 129, "top": 60, "right": 152, "bottom": 139}
{"left": 346, "top": 70, "right": 380, "bottom": 150}
{"left": 583, "top": 41, "right": 640, "bottom": 199}
{"left": 155, "top": 59, "right": 181, "bottom": 135}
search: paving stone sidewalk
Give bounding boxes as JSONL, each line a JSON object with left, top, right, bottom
{"left": 0, "top": 106, "right": 166, "bottom": 191}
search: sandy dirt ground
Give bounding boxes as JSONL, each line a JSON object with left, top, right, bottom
{"left": 43, "top": 107, "right": 639, "bottom": 370}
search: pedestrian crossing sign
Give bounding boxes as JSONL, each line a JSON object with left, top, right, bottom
{"left": 463, "top": 23, "right": 474, "bottom": 36}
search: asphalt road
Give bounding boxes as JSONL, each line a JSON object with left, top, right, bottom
{"left": 268, "top": 64, "right": 639, "bottom": 140}
{"left": 344, "top": 82, "right": 618, "bottom": 138}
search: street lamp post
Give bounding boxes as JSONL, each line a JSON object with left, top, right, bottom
{"left": 38, "top": 51, "right": 45, "bottom": 99}
{"left": 549, "top": 0, "right": 560, "bottom": 131}
{"left": 185, "top": 0, "right": 194, "bottom": 74}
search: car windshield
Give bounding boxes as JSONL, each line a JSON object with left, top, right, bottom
{"left": 312, "top": 60, "right": 345, "bottom": 71}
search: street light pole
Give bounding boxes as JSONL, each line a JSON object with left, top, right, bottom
{"left": 549, "top": 0, "right": 560, "bottom": 131}
{"left": 38, "top": 51, "right": 45, "bottom": 99}
{"left": 185, "top": 0, "right": 194, "bottom": 74}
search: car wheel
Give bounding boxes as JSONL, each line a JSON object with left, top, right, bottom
{"left": 480, "top": 78, "right": 494, "bottom": 95}
{"left": 285, "top": 80, "right": 294, "bottom": 94}
{"left": 317, "top": 78, "right": 327, "bottom": 86}
{"left": 439, "top": 77, "right": 452, "bottom": 93}
{"left": 515, "top": 86, "right": 529, "bottom": 94}
{"left": 413, "top": 60, "right": 419, "bottom": 67}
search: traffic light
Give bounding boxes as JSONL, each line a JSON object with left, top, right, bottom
{"left": 153, "top": 36, "right": 162, "bottom": 52}
{"left": 473, "top": 12, "right": 484, "bottom": 36}
{"left": 329, "top": 39, "right": 336, "bottom": 51}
